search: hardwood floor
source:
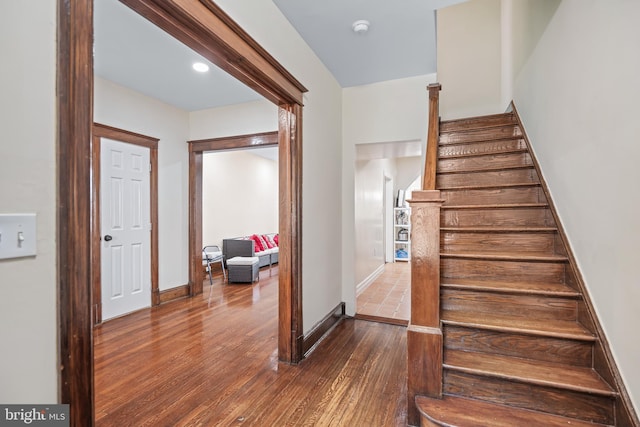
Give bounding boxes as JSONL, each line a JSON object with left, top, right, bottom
{"left": 356, "top": 262, "right": 410, "bottom": 325}
{"left": 95, "top": 267, "right": 408, "bottom": 426}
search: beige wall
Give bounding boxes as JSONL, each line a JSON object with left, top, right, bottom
{"left": 437, "top": 0, "right": 503, "bottom": 119}
{"left": 94, "top": 77, "right": 191, "bottom": 291}
{"left": 354, "top": 159, "right": 396, "bottom": 286}
{"left": 511, "top": 0, "right": 640, "bottom": 410}
{"left": 189, "top": 99, "right": 277, "bottom": 140}
{"left": 202, "top": 151, "right": 278, "bottom": 246}
{"left": 0, "top": 2, "right": 58, "bottom": 402}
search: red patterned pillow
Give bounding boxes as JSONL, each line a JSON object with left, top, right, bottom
{"left": 250, "top": 234, "right": 265, "bottom": 252}
{"left": 273, "top": 234, "right": 279, "bottom": 246}
{"left": 262, "top": 234, "right": 275, "bottom": 249}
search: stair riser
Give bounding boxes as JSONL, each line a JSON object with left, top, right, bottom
{"left": 439, "top": 152, "right": 532, "bottom": 173}
{"left": 441, "top": 258, "right": 567, "bottom": 283}
{"left": 441, "top": 186, "right": 546, "bottom": 205}
{"left": 439, "top": 138, "right": 527, "bottom": 159}
{"left": 442, "top": 231, "right": 557, "bottom": 254}
{"left": 442, "top": 207, "right": 554, "bottom": 227}
{"left": 437, "top": 167, "right": 538, "bottom": 188}
{"left": 440, "top": 125, "right": 523, "bottom": 145}
{"left": 440, "top": 114, "right": 516, "bottom": 133}
{"left": 443, "top": 325, "right": 593, "bottom": 367}
{"left": 441, "top": 289, "right": 577, "bottom": 321}
{"left": 443, "top": 370, "right": 614, "bottom": 424}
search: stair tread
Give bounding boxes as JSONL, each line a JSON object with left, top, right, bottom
{"left": 439, "top": 146, "right": 527, "bottom": 159}
{"left": 440, "top": 113, "right": 516, "bottom": 131}
{"left": 439, "top": 182, "right": 540, "bottom": 191}
{"left": 442, "top": 251, "right": 568, "bottom": 262}
{"left": 438, "top": 164, "right": 534, "bottom": 175}
{"left": 416, "top": 394, "right": 612, "bottom": 427}
{"left": 439, "top": 126, "right": 523, "bottom": 145}
{"left": 444, "top": 350, "right": 615, "bottom": 395}
{"left": 441, "top": 226, "right": 556, "bottom": 233}
{"left": 441, "top": 278, "right": 580, "bottom": 297}
{"left": 442, "top": 310, "right": 595, "bottom": 341}
{"left": 441, "top": 203, "right": 548, "bottom": 210}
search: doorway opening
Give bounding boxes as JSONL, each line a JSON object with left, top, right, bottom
{"left": 353, "top": 140, "right": 422, "bottom": 325}
{"left": 58, "top": 0, "right": 306, "bottom": 422}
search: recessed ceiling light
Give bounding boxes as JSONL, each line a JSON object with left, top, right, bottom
{"left": 352, "top": 20, "right": 370, "bottom": 34}
{"left": 192, "top": 62, "right": 210, "bottom": 72}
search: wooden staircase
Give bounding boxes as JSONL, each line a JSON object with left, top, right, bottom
{"left": 410, "top": 103, "right": 638, "bottom": 426}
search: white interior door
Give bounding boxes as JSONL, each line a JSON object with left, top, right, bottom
{"left": 101, "top": 138, "right": 151, "bottom": 320}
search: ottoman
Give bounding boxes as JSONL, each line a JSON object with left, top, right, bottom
{"left": 226, "top": 256, "right": 259, "bottom": 283}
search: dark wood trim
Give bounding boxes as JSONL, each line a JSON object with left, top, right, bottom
{"left": 303, "top": 303, "right": 346, "bottom": 356}
{"left": 511, "top": 102, "right": 640, "bottom": 427}
{"left": 406, "top": 190, "right": 445, "bottom": 425}
{"left": 423, "top": 83, "right": 441, "bottom": 190}
{"left": 197, "top": 0, "right": 306, "bottom": 97}
{"left": 278, "top": 103, "right": 304, "bottom": 364}
{"left": 57, "top": 0, "right": 94, "bottom": 424}
{"left": 93, "top": 123, "right": 160, "bottom": 149}
{"left": 188, "top": 150, "right": 203, "bottom": 296}
{"left": 159, "top": 284, "right": 191, "bottom": 304}
{"left": 60, "top": 1, "right": 306, "bottom": 423}
{"left": 353, "top": 313, "right": 409, "bottom": 327}
{"left": 91, "top": 124, "right": 160, "bottom": 324}
{"left": 188, "top": 130, "right": 278, "bottom": 152}
{"left": 119, "top": 0, "right": 306, "bottom": 106}
{"left": 187, "top": 130, "right": 279, "bottom": 294}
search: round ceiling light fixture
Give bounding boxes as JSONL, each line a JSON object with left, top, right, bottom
{"left": 352, "top": 20, "right": 370, "bottom": 34}
{"left": 192, "top": 62, "right": 210, "bottom": 73}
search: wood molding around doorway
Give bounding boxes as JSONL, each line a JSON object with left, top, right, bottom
{"left": 58, "top": 1, "right": 306, "bottom": 425}
{"left": 91, "top": 123, "right": 160, "bottom": 325}
{"left": 187, "top": 131, "right": 278, "bottom": 296}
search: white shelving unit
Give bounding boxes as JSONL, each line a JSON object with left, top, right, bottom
{"left": 393, "top": 207, "right": 411, "bottom": 261}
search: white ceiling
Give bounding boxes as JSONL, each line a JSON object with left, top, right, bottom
{"left": 273, "top": 0, "right": 465, "bottom": 87}
{"left": 356, "top": 140, "right": 423, "bottom": 161}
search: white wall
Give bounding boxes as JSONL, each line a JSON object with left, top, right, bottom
{"left": 395, "top": 157, "right": 423, "bottom": 193}
{"left": 189, "top": 99, "right": 277, "bottom": 140}
{"left": 202, "top": 151, "right": 278, "bottom": 246}
{"left": 343, "top": 74, "right": 435, "bottom": 314}
{"left": 511, "top": 0, "right": 640, "bottom": 411}
{"left": 0, "top": 2, "right": 57, "bottom": 403}
{"left": 437, "top": 0, "right": 503, "bottom": 119}
{"left": 354, "top": 159, "right": 396, "bottom": 285}
{"left": 94, "top": 77, "right": 190, "bottom": 291}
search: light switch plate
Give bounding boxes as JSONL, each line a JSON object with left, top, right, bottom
{"left": 0, "top": 214, "right": 37, "bottom": 260}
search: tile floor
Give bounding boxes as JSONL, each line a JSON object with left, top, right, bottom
{"left": 356, "top": 261, "right": 410, "bottom": 324}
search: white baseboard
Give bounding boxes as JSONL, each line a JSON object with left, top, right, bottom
{"left": 356, "top": 264, "right": 385, "bottom": 296}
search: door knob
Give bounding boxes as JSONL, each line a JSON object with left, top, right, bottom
{"left": 104, "top": 235, "right": 113, "bottom": 241}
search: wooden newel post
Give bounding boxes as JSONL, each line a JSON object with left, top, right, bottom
{"left": 423, "top": 83, "right": 441, "bottom": 191}
{"left": 407, "top": 190, "right": 444, "bottom": 426}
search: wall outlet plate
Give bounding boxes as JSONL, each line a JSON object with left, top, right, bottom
{"left": 0, "top": 214, "right": 37, "bottom": 260}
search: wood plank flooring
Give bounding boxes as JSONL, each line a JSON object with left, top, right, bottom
{"left": 95, "top": 267, "right": 408, "bottom": 426}
{"left": 356, "top": 262, "right": 410, "bottom": 325}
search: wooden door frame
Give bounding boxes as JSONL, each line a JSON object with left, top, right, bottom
{"left": 91, "top": 124, "right": 160, "bottom": 324}
{"left": 188, "top": 131, "right": 279, "bottom": 295}
{"left": 58, "top": 1, "right": 306, "bottom": 424}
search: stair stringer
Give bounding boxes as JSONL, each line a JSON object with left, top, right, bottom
{"left": 511, "top": 103, "right": 640, "bottom": 427}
